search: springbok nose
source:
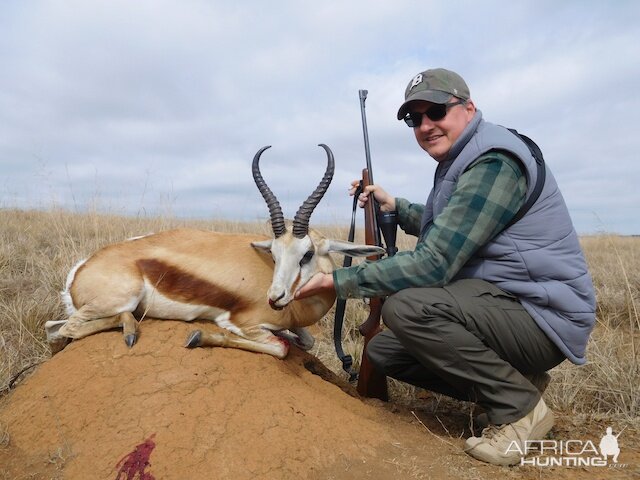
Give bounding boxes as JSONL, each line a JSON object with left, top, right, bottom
{"left": 269, "top": 292, "right": 285, "bottom": 310}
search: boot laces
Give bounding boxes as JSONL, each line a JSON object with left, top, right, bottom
{"left": 480, "top": 423, "right": 520, "bottom": 447}
{"left": 481, "top": 424, "right": 505, "bottom": 440}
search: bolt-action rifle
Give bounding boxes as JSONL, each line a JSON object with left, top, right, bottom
{"left": 333, "top": 89, "right": 398, "bottom": 401}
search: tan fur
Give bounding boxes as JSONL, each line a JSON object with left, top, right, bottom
{"left": 46, "top": 228, "right": 338, "bottom": 358}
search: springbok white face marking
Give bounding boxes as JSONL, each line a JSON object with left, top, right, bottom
{"left": 252, "top": 233, "right": 316, "bottom": 309}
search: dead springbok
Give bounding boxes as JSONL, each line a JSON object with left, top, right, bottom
{"left": 45, "top": 144, "right": 384, "bottom": 358}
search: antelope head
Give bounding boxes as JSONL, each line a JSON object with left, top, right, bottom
{"left": 251, "top": 144, "right": 384, "bottom": 310}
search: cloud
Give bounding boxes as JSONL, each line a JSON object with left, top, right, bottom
{"left": 1, "top": 0, "right": 639, "bottom": 234}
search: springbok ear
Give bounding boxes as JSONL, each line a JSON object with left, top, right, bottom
{"left": 318, "top": 239, "right": 386, "bottom": 257}
{"left": 251, "top": 239, "right": 273, "bottom": 253}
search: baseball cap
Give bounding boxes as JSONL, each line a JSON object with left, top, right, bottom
{"left": 397, "top": 68, "right": 470, "bottom": 120}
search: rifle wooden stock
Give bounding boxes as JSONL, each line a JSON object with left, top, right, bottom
{"left": 356, "top": 168, "right": 389, "bottom": 401}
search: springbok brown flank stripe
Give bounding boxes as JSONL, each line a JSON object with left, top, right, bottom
{"left": 136, "top": 259, "right": 248, "bottom": 313}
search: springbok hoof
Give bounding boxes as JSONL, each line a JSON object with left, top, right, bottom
{"left": 296, "top": 338, "right": 314, "bottom": 351}
{"left": 49, "top": 337, "right": 71, "bottom": 355}
{"left": 44, "top": 320, "right": 66, "bottom": 342}
{"left": 124, "top": 334, "right": 137, "bottom": 348}
{"left": 185, "top": 330, "right": 202, "bottom": 348}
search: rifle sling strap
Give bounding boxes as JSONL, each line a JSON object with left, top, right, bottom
{"left": 332, "top": 182, "right": 362, "bottom": 382}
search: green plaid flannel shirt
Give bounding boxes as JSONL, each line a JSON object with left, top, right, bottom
{"left": 333, "top": 151, "right": 527, "bottom": 298}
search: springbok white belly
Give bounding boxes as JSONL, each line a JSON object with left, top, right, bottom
{"left": 137, "top": 281, "right": 229, "bottom": 322}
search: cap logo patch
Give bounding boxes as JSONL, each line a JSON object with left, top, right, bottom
{"left": 410, "top": 74, "right": 423, "bottom": 90}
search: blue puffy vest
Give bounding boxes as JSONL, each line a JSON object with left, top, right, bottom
{"left": 420, "top": 111, "right": 596, "bottom": 364}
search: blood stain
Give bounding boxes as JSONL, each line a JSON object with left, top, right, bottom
{"left": 114, "top": 433, "right": 156, "bottom": 480}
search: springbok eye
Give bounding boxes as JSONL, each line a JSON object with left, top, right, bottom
{"left": 299, "top": 250, "right": 314, "bottom": 267}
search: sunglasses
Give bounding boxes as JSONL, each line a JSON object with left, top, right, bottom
{"left": 403, "top": 100, "right": 465, "bottom": 127}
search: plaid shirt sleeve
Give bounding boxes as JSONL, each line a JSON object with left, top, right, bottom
{"left": 333, "top": 151, "right": 527, "bottom": 299}
{"left": 394, "top": 197, "right": 424, "bottom": 236}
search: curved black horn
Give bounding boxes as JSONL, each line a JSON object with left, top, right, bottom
{"left": 252, "top": 145, "right": 286, "bottom": 238}
{"left": 292, "top": 144, "right": 335, "bottom": 238}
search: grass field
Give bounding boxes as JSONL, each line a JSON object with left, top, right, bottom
{"left": 1, "top": 208, "right": 638, "bottom": 426}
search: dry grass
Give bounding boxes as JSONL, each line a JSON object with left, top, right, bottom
{"left": 0, "top": 208, "right": 638, "bottom": 426}
{"left": 545, "top": 235, "right": 640, "bottom": 421}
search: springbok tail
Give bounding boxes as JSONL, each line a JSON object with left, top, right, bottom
{"left": 61, "top": 258, "right": 87, "bottom": 316}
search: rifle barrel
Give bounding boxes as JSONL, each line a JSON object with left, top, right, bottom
{"left": 359, "top": 89, "right": 374, "bottom": 184}
{"left": 359, "top": 90, "right": 381, "bottom": 249}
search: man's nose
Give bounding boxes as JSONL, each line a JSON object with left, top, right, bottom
{"left": 418, "top": 113, "right": 435, "bottom": 130}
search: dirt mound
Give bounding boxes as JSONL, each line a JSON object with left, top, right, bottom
{"left": 3, "top": 321, "right": 636, "bottom": 479}
{"left": 1, "top": 320, "right": 467, "bottom": 479}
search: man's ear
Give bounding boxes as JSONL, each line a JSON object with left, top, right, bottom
{"left": 251, "top": 239, "right": 273, "bottom": 253}
{"left": 465, "top": 99, "right": 476, "bottom": 116}
{"left": 317, "top": 239, "right": 386, "bottom": 257}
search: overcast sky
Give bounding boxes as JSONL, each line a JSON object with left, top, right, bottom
{"left": 1, "top": 0, "right": 639, "bottom": 234}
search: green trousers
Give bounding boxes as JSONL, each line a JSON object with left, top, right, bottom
{"left": 366, "top": 279, "right": 565, "bottom": 425}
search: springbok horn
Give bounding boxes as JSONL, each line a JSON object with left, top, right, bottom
{"left": 292, "top": 144, "right": 335, "bottom": 238}
{"left": 252, "top": 146, "right": 286, "bottom": 238}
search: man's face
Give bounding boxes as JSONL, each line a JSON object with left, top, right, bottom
{"left": 408, "top": 98, "right": 476, "bottom": 162}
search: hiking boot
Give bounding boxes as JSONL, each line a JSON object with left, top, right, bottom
{"left": 474, "top": 372, "right": 551, "bottom": 429}
{"left": 464, "top": 398, "right": 554, "bottom": 466}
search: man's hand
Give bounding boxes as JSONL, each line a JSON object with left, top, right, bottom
{"left": 295, "top": 272, "right": 335, "bottom": 300}
{"left": 349, "top": 181, "right": 396, "bottom": 212}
